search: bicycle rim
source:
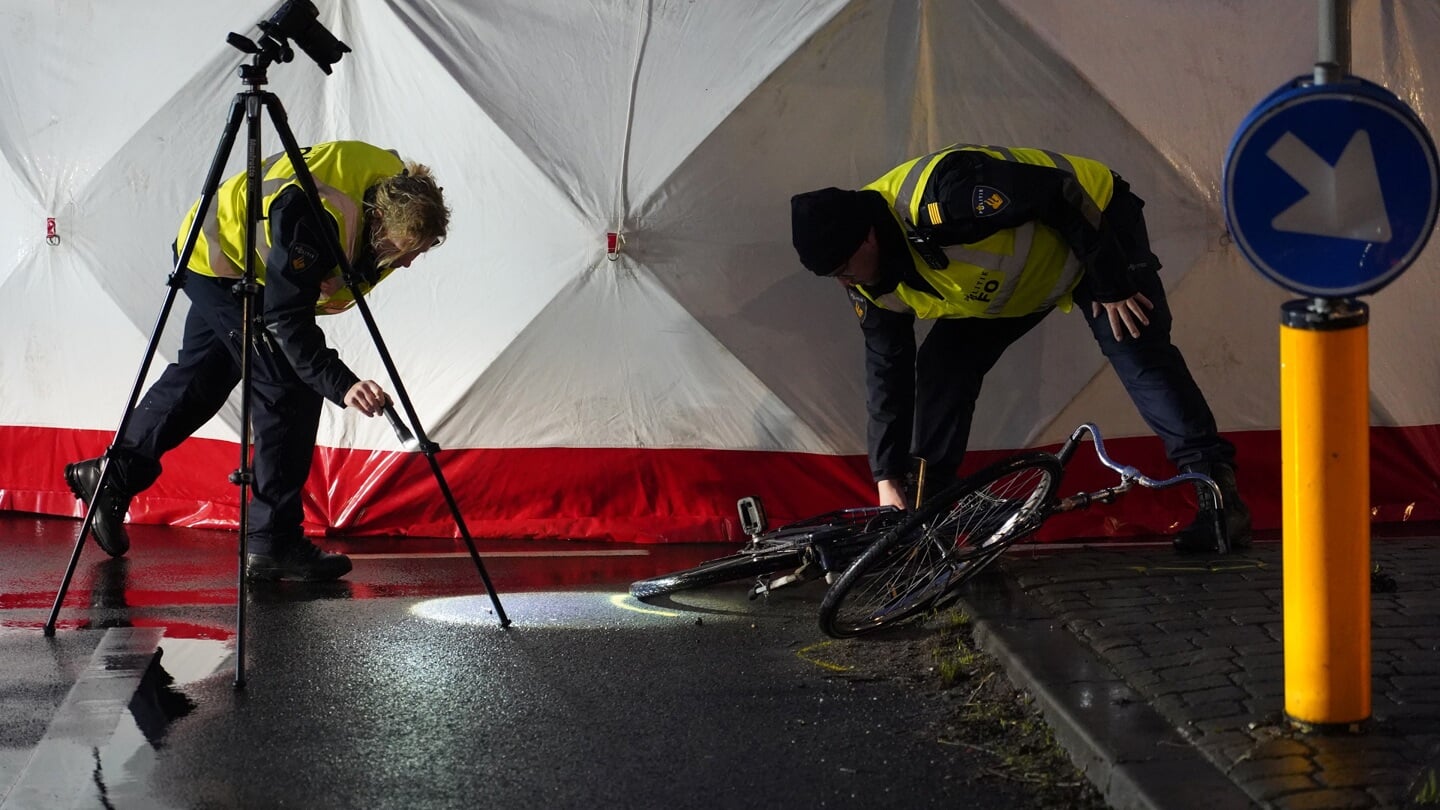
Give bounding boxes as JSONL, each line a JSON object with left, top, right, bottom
{"left": 818, "top": 452, "right": 1063, "bottom": 638}
{"left": 629, "top": 545, "right": 805, "bottom": 600}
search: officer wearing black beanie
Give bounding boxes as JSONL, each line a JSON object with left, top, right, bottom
{"left": 789, "top": 144, "right": 1250, "bottom": 554}
{"left": 790, "top": 187, "right": 873, "bottom": 277}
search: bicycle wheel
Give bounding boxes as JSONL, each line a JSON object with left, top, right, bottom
{"left": 818, "top": 451, "right": 1063, "bottom": 638}
{"left": 629, "top": 545, "right": 805, "bottom": 600}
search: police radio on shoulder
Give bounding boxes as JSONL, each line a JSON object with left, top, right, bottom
{"left": 904, "top": 220, "right": 949, "bottom": 270}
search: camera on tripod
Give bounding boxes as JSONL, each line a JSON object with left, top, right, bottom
{"left": 259, "top": 0, "right": 351, "bottom": 74}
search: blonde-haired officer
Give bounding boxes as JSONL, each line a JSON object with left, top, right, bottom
{"left": 66, "top": 141, "right": 450, "bottom": 580}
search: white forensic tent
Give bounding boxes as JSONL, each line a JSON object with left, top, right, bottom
{"left": 1, "top": 0, "right": 1438, "bottom": 543}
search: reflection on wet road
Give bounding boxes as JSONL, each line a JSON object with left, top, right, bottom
{"left": 0, "top": 514, "right": 1037, "bottom": 809}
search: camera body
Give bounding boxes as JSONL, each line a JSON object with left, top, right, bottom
{"left": 259, "top": 0, "right": 350, "bottom": 74}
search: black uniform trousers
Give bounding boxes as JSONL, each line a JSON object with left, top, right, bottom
{"left": 117, "top": 270, "right": 323, "bottom": 554}
{"left": 913, "top": 268, "right": 1235, "bottom": 480}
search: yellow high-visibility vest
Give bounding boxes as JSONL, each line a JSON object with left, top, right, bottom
{"left": 177, "top": 140, "right": 403, "bottom": 315}
{"left": 857, "top": 144, "right": 1115, "bottom": 319}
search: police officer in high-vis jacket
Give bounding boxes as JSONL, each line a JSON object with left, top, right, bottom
{"left": 65, "top": 141, "right": 451, "bottom": 580}
{"left": 790, "top": 143, "right": 1250, "bottom": 553}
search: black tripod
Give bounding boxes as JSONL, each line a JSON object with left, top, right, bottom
{"left": 44, "top": 29, "right": 511, "bottom": 687}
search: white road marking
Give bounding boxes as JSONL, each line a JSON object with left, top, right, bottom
{"left": 348, "top": 550, "right": 650, "bottom": 559}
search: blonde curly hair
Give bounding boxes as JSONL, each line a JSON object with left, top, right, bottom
{"left": 367, "top": 162, "right": 450, "bottom": 266}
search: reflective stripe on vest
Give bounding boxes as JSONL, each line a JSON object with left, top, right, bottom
{"left": 177, "top": 141, "right": 403, "bottom": 314}
{"left": 858, "top": 144, "right": 1112, "bottom": 319}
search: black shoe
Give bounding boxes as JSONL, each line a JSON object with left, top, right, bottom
{"left": 64, "top": 458, "right": 133, "bottom": 558}
{"left": 1173, "top": 509, "right": 1253, "bottom": 553}
{"left": 1173, "top": 462, "right": 1252, "bottom": 554}
{"left": 246, "top": 542, "right": 353, "bottom": 582}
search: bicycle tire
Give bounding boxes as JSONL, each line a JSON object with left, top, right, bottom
{"left": 818, "top": 451, "right": 1063, "bottom": 638}
{"left": 629, "top": 546, "right": 805, "bottom": 600}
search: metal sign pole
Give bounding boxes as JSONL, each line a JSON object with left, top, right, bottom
{"left": 1316, "top": 0, "right": 1350, "bottom": 84}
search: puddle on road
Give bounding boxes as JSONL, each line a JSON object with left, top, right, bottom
{"left": 82, "top": 636, "right": 232, "bottom": 810}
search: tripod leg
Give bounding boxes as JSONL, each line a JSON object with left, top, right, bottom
{"left": 258, "top": 94, "right": 511, "bottom": 627}
{"left": 415, "top": 447, "right": 512, "bottom": 627}
{"left": 45, "top": 95, "right": 248, "bottom": 638}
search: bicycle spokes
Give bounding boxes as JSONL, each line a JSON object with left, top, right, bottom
{"left": 925, "top": 463, "right": 1052, "bottom": 559}
{"left": 841, "top": 534, "right": 955, "bottom": 621}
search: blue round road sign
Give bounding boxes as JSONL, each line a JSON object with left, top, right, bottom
{"left": 1223, "top": 76, "right": 1439, "bottom": 297}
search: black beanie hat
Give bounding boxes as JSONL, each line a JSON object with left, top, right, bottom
{"left": 790, "top": 187, "right": 872, "bottom": 276}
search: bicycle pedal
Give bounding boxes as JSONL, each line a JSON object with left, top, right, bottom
{"left": 748, "top": 576, "right": 768, "bottom": 599}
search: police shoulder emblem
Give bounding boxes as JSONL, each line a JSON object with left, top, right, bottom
{"left": 290, "top": 241, "right": 320, "bottom": 271}
{"left": 846, "top": 286, "right": 868, "bottom": 321}
{"left": 973, "top": 185, "right": 1009, "bottom": 217}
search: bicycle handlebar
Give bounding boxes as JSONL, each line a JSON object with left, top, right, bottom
{"left": 1055, "top": 423, "right": 1224, "bottom": 509}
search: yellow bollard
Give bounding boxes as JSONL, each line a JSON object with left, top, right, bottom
{"left": 1280, "top": 298, "right": 1370, "bottom": 727}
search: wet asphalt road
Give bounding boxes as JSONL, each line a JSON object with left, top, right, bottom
{"left": 0, "top": 514, "right": 1057, "bottom": 810}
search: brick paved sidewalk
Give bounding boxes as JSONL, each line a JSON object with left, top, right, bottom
{"left": 958, "top": 537, "right": 1440, "bottom": 810}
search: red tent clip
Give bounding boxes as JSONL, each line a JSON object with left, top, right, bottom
{"left": 606, "top": 231, "right": 622, "bottom": 261}
{"left": 45, "top": 217, "right": 60, "bottom": 246}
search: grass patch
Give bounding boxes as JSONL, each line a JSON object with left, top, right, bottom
{"left": 924, "top": 607, "right": 1106, "bottom": 804}
{"left": 820, "top": 605, "right": 1109, "bottom": 807}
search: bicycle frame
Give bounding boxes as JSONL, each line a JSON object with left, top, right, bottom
{"left": 749, "top": 505, "right": 902, "bottom": 595}
{"left": 628, "top": 501, "right": 902, "bottom": 602}
{"left": 1048, "top": 423, "right": 1229, "bottom": 553}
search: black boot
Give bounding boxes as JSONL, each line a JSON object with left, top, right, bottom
{"left": 1173, "top": 462, "right": 1252, "bottom": 554}
{"left": 64, "top": 457, "right": 136, "bottom": 557}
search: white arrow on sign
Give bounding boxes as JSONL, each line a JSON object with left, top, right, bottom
{"left": 1267, "top": 129, "right": 1392, "bottom": 243}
